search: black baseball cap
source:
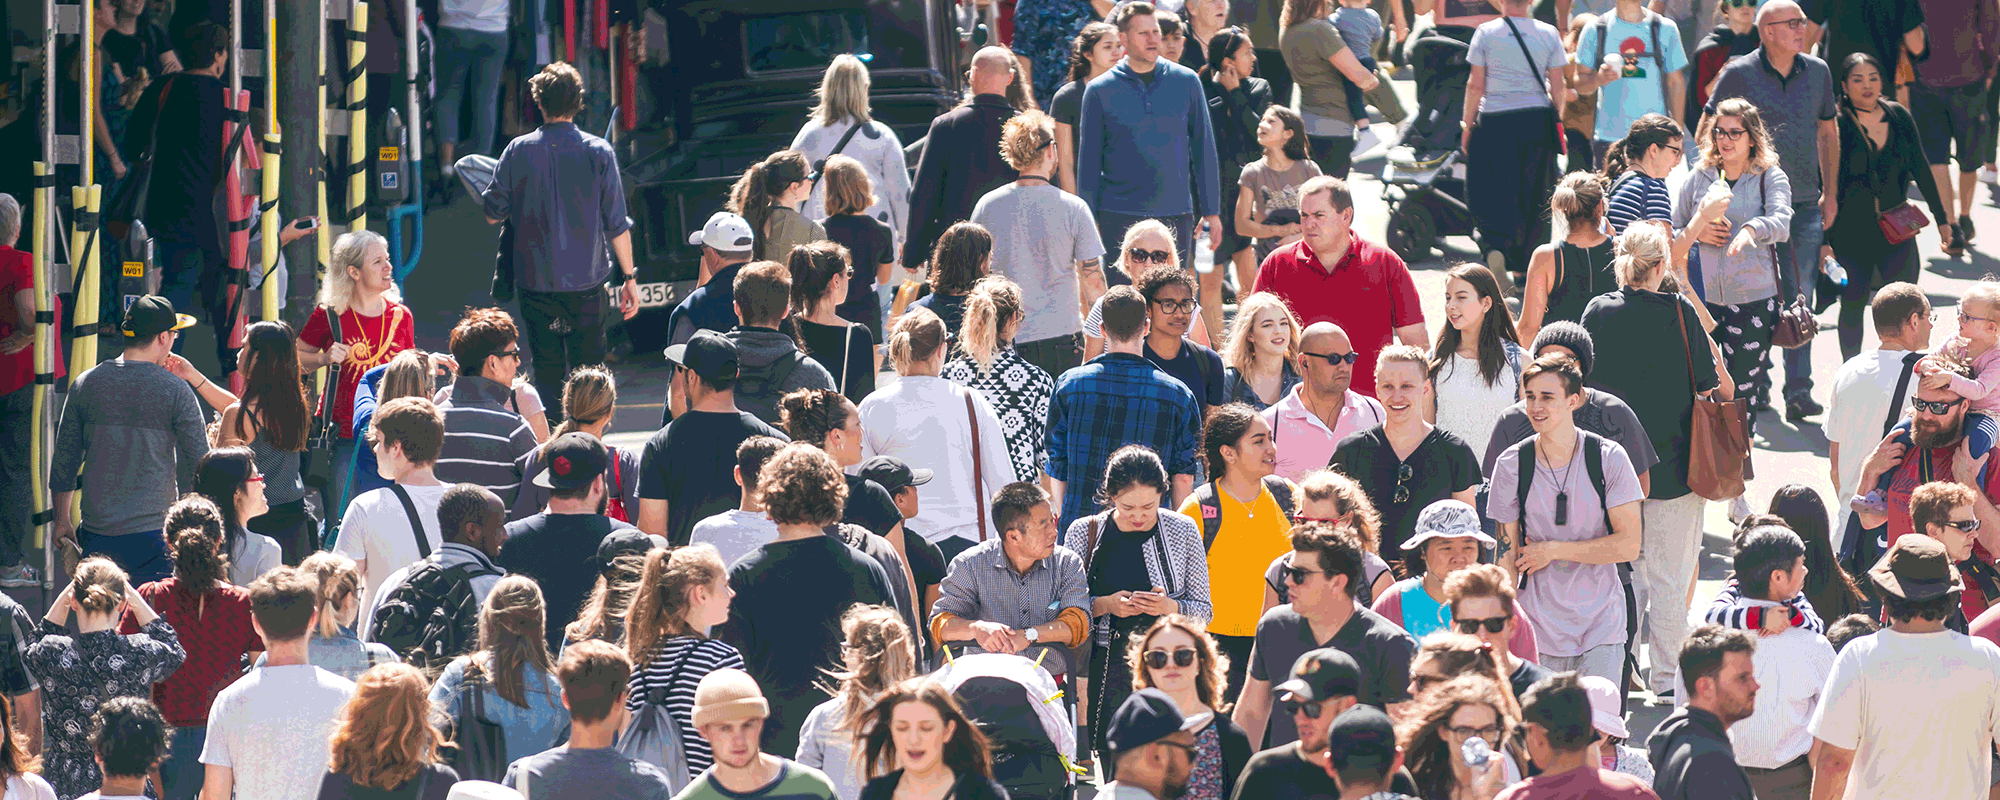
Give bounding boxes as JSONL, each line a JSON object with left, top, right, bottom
{"left": 121, "top": 295, "right": 197, "bottom": 339}
{"left": 591, "top": 529, "right": 659, "bottom": 572}
{"left": 664, "top": 329, "right": 740, "bottom": 382}
{"left": 1326, "top": 706, "right": 1398, "bottom": 770}
{"left": 532, "top": 432, "right": 610, "bottom": 490}
{"left": 1105, "top": 688, "right": 1205, "bottom": 754}
{"left": 858, "top": 456, "right": 933, "bottom": 494}
{"left": 1276, "top": 648, "right": 1363, "bottom": 703}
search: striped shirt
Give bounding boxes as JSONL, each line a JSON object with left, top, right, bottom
{"left": 626, "top": 635, "right": 746, "bottom": 782}
{"left": 1605, "top": 172, "right": 1673, "bottom": 233}
{"left": 1702, "top": 577, "right": 1825, "bottom": 634}
{"left": 436, "top": 375, "right": 537, "bottom": 502}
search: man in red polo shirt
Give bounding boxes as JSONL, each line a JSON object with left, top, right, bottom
{"left": 1250, "top": 176, "right": 1426, "bottom": 398}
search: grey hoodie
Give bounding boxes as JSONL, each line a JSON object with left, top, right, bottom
{"left": 727, "top": 326, "right": 835, "bottom": 425}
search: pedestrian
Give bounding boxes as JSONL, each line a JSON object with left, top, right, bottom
{"left": 1404, "top": 632, "right": 1519, "bottom": 700}
{"left": 1431, "top": 263, "right": 1526, "bottom": 456}
{"left": 482, "top": 61, "right": 638, "bottom": 400}
{"left": 436, "top": 309, "right": 539, "bottom": 501}
{"left": 1764, "top": 485, "right": 1866, "bottom": 622}
{"left": 814, "top": 156, "right": 894, "bottom": 347}
{"left": 667, "top": 212, "right": 757, "bottom": 348}
{"left": 855, "top": 681, "right": 1008, "bottom": 800}
{"left": 778, "top": 389, "right": 909, "bottom": 549}
{"left": 1495, "top": 673, "right": 1661, "bottom": 799}
{"left": 1398, "top": 675, "right": 1528, "bottom": 799}
{"left": 1824, "top": 283, "right": 1931, "bottom": 528}
{"left": 796, "top": 606, "right": 918, "bottom": 800}
{"left": 1579, "top": 675, "right": 1651, "bottom": 781}
{"left": 0, "top": 193, "right": 58, "bottom": 589}
{"left": 1330, "top": 0, "right": 1394, "bottom": 157}
{"left": 510, "top": 367, "right": 641, "bottom": 523}
{"left": 300, "top": 230, "right": 419, "bottom": 520}
{"left": 639, "top": 330, "right": 789, "bottom": 545}
{"left": 784, "top": 243, "right": 875, "bottom": 404}
{"left": 1572, "top": 0, "right": 1687, "bottom": 169}
{"left": 730, "top": 150, "right": 825, "bottom": 266}
{"left": 1079, "top": 1, "right": 1223, "bottom": 272}
{"left": 1049, "top": 23, "right": 1125, "bottom": 194}
{"left": 687, "top": 437, "right": 788, "bottom": 567}
{"left": 1280, "top": 0, "right": 1384, "bottom": 179}
{"left": 1128, "top": 616, "right": 1252, "bottom": 800}
{"left": 1261, "top": 472, "right": 1401, "bottom": 611}
{"left": 970, "top": 109, "right": 1107, "bottom": 380}
{"left": 1912, "top": 4, "right": 1994, "bottom": 251}
{"left": 943, "top": 277, "right": 1055, "bottom": 486}
{"left": 1685, "top": 0, "right": 1758, "bottom": 123}
{"left": 905, "top": 46, "right": 1024, "bottom": 278}
{"left": 622, "top": 543, "right": 744, "bottom": 783}
{"left": 1461, "top": 0, "right": 1566, "bottom": 281}
{"left": 319, "top": 663, "right": 458, "bottom": 800}
{"left": 1220, "top": 293, "right": 1303, "bottom": 411}
{"left": 1372, "top": 500, "right": 1498, "bottom": 641}
{"left": 1229, "top": 648, "right": 1363, "bottom": 799}
{"left": 500, "top": 434, "right": 642, "bottom": 652}
{"left": 1263, "top": 323, "right": 1387, "bottom": 482}
{"left": 351, "top": 351, "right": 438, "bottom": 505}
{"left": 931, "top": 478, "right": 1091, "bottom": 667}
{"left": 120, "top": 499, "right": 257, "bottom": 800}
{"left": 1807, "top": 0, "right": 1922, "bottom": 110}
{"left": 1644, "top": 626, "right": 1756, "bottom": 800}
{"left": 1199, "top": 28, "right": 1275, "bottom": 336}
{"left": 428, "top": 576, "right": 570, "bottom": 780}
{"left": 1136, "top": 267, "right": 1229, "bottom": 414}
{"left": 1443, "top": 563, "right": 1554, "bottom": 699}
{"left": 1181, "top": 0, "right": 1232, "bottom": 70}
{"left": 190, "top": 448, "right": 284, "bottom": 585}
{"left": 500, "top": 640, "right": 677, "bottom": 799}
{"left": 792, "top": 54, "right": 911, "bottom": 258}
{"left": 1251, "top": 177, "right": 1428, "bottom": 399}
{"left": 908, "top": 223, "right": 991, "bottom": 343}
{"left": 1481, "top": 323, "right": 1660, "bottom": 496}
{"left": 1702, "top": 525, "right": 1829, "bottom": 800}
{"left": 1490, "top": 353, "right": 1643, "bottom": 684}
{"left": 680, "top": 670, "right": 840, "bottom": 800}
{"left": 1179, "top": 405, "right": 1292, "bottom": 695}
{"left": 432, "top": 0, "right": 506, "bottom": 169}
{"left": 213, "top": 322, "right": 314, "bottom": 564}
{"left": 717, "top": 444, "right": 895, "bottom": 755}
{"left": 854, "top": 456, "right": 951, "bottom": 644}
{"left": 1828, "top": 54, "right": 1952, "bottom": 359}
{"left": 51, "top": 295, "right": 206, "bottom": 586}
{"left": 1599, "top": 115, "right": 1683, "bottom": 234}
{"left": 75, "top": 698, "right": 168, "bottom": 800}
{"left": 1232, "top": 107, "right": 1319, "bottom": 273}
{"left": 1905, "top": 482, "right": 1998, "bottom": 621}
{"left": 293, "top": 553, "right": 399, "bottom": 680}
{"left": 362, "top": 484, "right": 506, "bottom": 668}
{"left": 563, "top": 552, "right": 647, "bottom": 650}
{"left": 711, "top": 262, "right": 839, "bottom": 426}
{"left": 334, "top": 397, "right": 448, "bottom": 606}
{"left": 1330, "top": 345, "right": 1482, "bottom": 558}
{"left": 199, "top": 567, "right": 357, "bottom": 800}
{"left": 1521, "top": 174, "right": 1616, "bottom": 340}
{"left": 1094, "top": 688, "right": 1201, "bottom": 800}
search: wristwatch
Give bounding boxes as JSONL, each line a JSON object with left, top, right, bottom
{"left": 1022, "top": 626, "right": 1041, "bottom": 644}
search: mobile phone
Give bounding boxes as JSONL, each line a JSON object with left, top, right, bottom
{"left": 291, "top": 218, "right": 321, "bottom": 232}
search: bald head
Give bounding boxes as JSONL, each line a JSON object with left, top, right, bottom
{"left": 1299, "top": 322, "right": 1357, "bottom": 398}
{"left": 971, "top": 47, "right": 1017, "bottom": 96}
{"left": 1753, "top": 0, "right": 1802, "bottom": 24}
{"left": 1753, "top": 0, "right": 1808, "bottom": 55}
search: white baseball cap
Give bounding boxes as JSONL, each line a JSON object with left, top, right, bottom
{"left": 1579, "top": 675, "right": 1629, "bottom": 740}
{"left": 688, "top": 211, "right": 755, "bottom": 251}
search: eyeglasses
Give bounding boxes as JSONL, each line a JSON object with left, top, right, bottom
{"left": 1447, "top": 724, "right": 1504, "bottom": 740}
{"left": 1394, "top": 463, "right": 1414, "bottom": 505}
{"left": 1281, "top": 563, "right": 1323, "bottom": 585}
{"left": 1144, "top": 648, "right": 1200, "bottom": 669}
{"left": 1912, "top": 397, "right": 1967, "bottom": 415}
{"left": 1155, "top": 740, "right": 1199, "bottom": 758}
{"left": 1959, "top": 308, "right": 1996, "bottom": 325}
{"left": 1942, "top": 518, "right": 1984, "bottom": 533}
{"left": 1279, "top": 697, "right": 1328, "bottom": 718}
{"left": 1454, "top": 615, "right": 1511, "bottom": 634}
{"left": 1152, "top": 298, "right": 1200, "bottom": 314}
{"left": 1301, "top": 350, "right": 1360, "bottom": 366}
{"left": 1724, "top": 0, "right": 1754, "bottom": 8}
{"left": 1761, "top": 17, "right": 1808, "bottom": 30}
{"left": 1127, "top": 247, "right": 1175, "bottom": 265}
{"left": 1661, "top": 143, "right": 1683, "bottom": 155}
{"left": 496, "top": 349, "right": 522, "bottom": 361}
{"left": 1714, "top": 127, "right": 1750, "bottom": 140}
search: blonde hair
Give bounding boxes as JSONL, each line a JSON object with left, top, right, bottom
{"left": 626, "top": 545, "right": 729, "bottom": 663}
{"left": 1549, "top": 172, "right": 1605, "bottom": 237}
{"left": 551, "top": 365, "right": 616, "bottom": 440}
{"left": 823, "top": 605, "right": 918, "bottom": 739}
{"left": 1118, "top": 219, "right": 1179, "bottom": 273}
{"left": 999, "top": 110, "right": 1058, "bottom": 171}
{"left": 1698, "top": 98, "right": 1780, "bottom": 173}
{"left": 567, "top": 553, "right": 648, "bottom": 644}
{"left": 299, "top": 552, "right": 362, "bottom": 638}
{"left": 474, "top": 576, "right": 554, "bottom": 708}
{"left": 1375, "top": 344, "right": 1430, "bottom": 380}
{"left": 326, "top": 663, "right": 442, "bottom": 790}
{"left": 812, "top": 54, "right": 874, "bottom": 127}
{"left": 319, "top": 230, "right": 402, "bottom": 314}
{"left": 70, "top": 557, "right": 128, "bottom": 615}
{"left": 1222, "top": 293, "right": 1302, "bottom": 376}
{"left": 890, "top": 307, "right": 949, "bottom": 372}
{"left": 959, "top": 276, "right": 1025, "bottom": 372}
{"left": 377, "top": 350, "right": 434, "bottom": 406}
{"left": 822, "top": 155, "right": 877, "bottom": 218}
{"left": 1613, "top": 223, "right": 1670, "bottom": 288}
{"left": 1964, "top": 278, "right": 2000, "bottom": 316}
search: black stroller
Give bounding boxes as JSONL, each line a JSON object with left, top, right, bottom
{"left": 1382, "top": 31, "right": 1478, "bottom": 263}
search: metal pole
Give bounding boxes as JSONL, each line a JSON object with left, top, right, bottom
{"left": 279, "top": 0, "right": 321, "bottom": 310}
{"left": 316, "top": 0, "right": 331, "bottom": 282}
{"left": 347, "top": 0, "right": 368, "bottom": 232}
{"left": 80, "top": 0, "right": 93, "bottom": 187}
{"left": 260, "top": 133, "right": 283, "bottom": 321}
{"left": 30, "top": 163, "right": 52, "bottom": 591}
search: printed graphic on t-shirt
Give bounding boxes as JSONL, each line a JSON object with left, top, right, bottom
{"left": 1620, "top": 37, "right": 1649, "bottom": 78}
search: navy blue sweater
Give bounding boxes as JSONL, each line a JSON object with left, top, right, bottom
{"left": 1077, "top": 59, "right": 1223, "bottom": 218}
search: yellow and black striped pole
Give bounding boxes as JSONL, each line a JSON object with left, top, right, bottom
{"left": 315, "top": 0, "right": 330, "bottom": 289}
{"left": 29, "top": 163, "right": 52, "bottom": 562}
{"left": 260, "top": 0, "right": 280, "bottom": 320}
{"left": 346, "top": 1, "right": 368, "bottom": 232}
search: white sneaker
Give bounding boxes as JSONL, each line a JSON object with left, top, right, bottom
{"left": 1981, "top": 165, "right": 1999, "bottom": 185}
{"left": 1353, "top": 126, "right": 1384, "bottom": 156}
{"left": 1729, "top": 495, "right": 1752, "bottom": 524}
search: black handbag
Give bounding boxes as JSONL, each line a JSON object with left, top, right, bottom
{"left": 443, "top": 662, "right": 509, "bottom": 783}
{"left": 105, "top": 74, "right": 177, "bottom": 240}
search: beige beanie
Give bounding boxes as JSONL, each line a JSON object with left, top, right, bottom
{"left": 693, "top": 668, "right": 770, "bottom": 727}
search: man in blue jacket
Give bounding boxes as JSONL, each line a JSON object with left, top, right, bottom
{"left": 1077, "top": 1, "right": 1224, "bottom": 276}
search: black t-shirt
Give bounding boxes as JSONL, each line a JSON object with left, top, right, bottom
{"left": 1580, "top": 288, "right": 1721, "bottom": 500}
{"left": 821, "top": 213, "right": 893, "bottom": 328}
{"left": 126, "top": 72, "right": 226, "bottom": 256}
{"left": 1051, "top": 81, "right": 1087, "bottom": 160}
{"left": 717, "top": 535, "right": 894, "bottom": 756}
{"left": 794, "top": 318, "right": 876, "bottom": 404}
{"left": 1328, "top": 426, "right": 1483, "bottom": 559}
{"left": 1148, "top": 338, "right": 1229, "bottom": 410}
{"left": 1511, "top": 657, "right": 1555, "bottom": 701}
{"left": 638, "top": 409, "right": 786, "bottom": 545}
{"left": 1088, "top": 523, "right": 1159, "bottom": 596}
{"left": 1248, "top": 606, "right": 1418, "bottom": 746}
{"left": 1808, "top": 0, "right": 1922, "bottom": 83}
{"left": 843, "top": 475, "right": 905, "bottom": 540}
{"left": 1230, "top": 744, "right": 1342, "bottom": 800}
{"left": 316, "top": 763, "right": 458, "bottom": 800}
{"left": 912, "top": 291, "right": 969, "bottom": 343}
{"left": 499, "top": 512, "right": 640, "bottom": 653}
{"left": 103, "top": 20, "right": 172, "bottom": 76}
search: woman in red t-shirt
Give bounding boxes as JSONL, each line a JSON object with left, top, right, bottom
{"left": 297, "top": 230, "right": 420, "bottom": 522}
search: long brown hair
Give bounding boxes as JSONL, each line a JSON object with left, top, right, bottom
{"left": 1698, "top": 97, "right": 1780, "bottom": 173}
{"left": 728, "top": 150, "right": 811, "bottom": 261}
{"left": 1129, "top": 614, "right": 1233, "bottom": 713}
{"left": 625, "top": 545, "right": 728, "bottom": 663}
{"left": 567, "top": 553, "right": 649, "bottom": 645}
{"left": 165, "top": 495, "right": 228, "bottom": 593}
{"left": 0, "top": 693, "right": 39, "bottom": 781}
{"left": 473, "top": 576, "right": 555, "bottom": 708}
{"left": 1280, "top": 0, "right": 1327, "bottom": 31}
{"left": 327, "top": 663, "right": 443, "bottom": 790}
{"left": 237, "top": 321, "right": 310, "bottom": 451}
{"left": 859, "top": 680, "right": 995, "bottom": 780}
{"left": 822, "top": 606, "right": 918, "bottom": 738}
{"left": 1430, "top": 264, "right": 1522, "bottom": 386}
{"left": 1398, "top": 675, "right": 1526, "bottom": 800}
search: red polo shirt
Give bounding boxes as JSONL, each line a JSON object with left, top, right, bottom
{"left": 1252, "top": 234, "right": 1422, "bottom": 397}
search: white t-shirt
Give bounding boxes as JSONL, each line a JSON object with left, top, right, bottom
{"left": 1808, "top": 628, "right": 2000, "bottom": 799}
{"left": 689, "top": 508, "right": 780, "bottom": 569}
{"left": 1725, "top": 602, "right": 1835, "bottom": 769}
{"left": 201, "top": 664, "right": 356, "bottom": 800}
{"left": 8, "top": 775, "right": 57, "bottom": 800}
{"left": 334, "top": 484, "right": 448, "bottom": 612}
{"left": 1825, "top": 349, "right": 1921, "bottom": 538}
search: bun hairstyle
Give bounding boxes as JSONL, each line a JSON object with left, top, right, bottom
{"left": 1096, "top": 444, "right": 1170, "bottom": 507}
{"left": 300, "top": 552, "right": 363, "bottom": 639}
{"left": 1613, "top": 222, "right": 1671, "bottom": 288}
{"left": 788, "top": 239, "right": 855, "bottom": 316}
{"left": 166, "top": 494, "right": 229, "bottom": 593}
{"left": 1200, "top": 26, "right": 1253, "bottom": 80}
{"left": 71, "top": 557, "right": 130, "bottom": 616}
{"left": 1549, "top": 171, "right": 1606, "bottom": 236}
{"left": 959, "top": 275, "right": 1026, "bottom": 372}
{"left": 728, "top": 150, "right": 812, "bottom": 260}
{"left": 779, "top": 387, "right": 853, "bottom": 448}
{"left": 889, "top": 307, "right": 949, "bottom": 373}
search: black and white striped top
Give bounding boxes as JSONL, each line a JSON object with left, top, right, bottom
{"left": 435, "top": 375, "right": 538, "bottom": 499}
{"left": 626, "top": 635, "right": 747, "bottom": 781}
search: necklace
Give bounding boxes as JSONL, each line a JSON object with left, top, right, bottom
{"left": 1536, "top": 432, "right": 1579, "bottom": 526}
{"left": 347, "top": 303, "right": 402, "bottom": 368}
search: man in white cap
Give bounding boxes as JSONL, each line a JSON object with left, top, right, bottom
{"left": 668, "top": 211, "right": 758, "bottom": 348}
{"left": 503, "top": 640, "right": 676, "bottom": 799}
{"left": 680, "top": 668, "right": 839, "bottom": 800}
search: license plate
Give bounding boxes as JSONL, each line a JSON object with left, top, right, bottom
{"left": 636, "top": 282, "right": 676, "bottom": 309}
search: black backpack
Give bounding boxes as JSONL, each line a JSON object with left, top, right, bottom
{"left": 1191, "top": 476, "right": 1297, "bottom": 550}
{"left": 1514, "top": 431, "right": 1638, "bottom": 712}
{"left": 371, "top": 559, "right": 500, "bottom": 674}
{"left": 732, "top": 350, "right": 809, "bottom": 423}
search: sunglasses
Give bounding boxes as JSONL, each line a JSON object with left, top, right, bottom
{"left": 1394, "top": 463, "right": 1414, "bottom": 505}
{"left": 1279, "top": 697, "right": 1328, "bottom": 718}
{"left": 1942, "top": 518, "right": 1983, "bottom": 533}
{"left": 1912, "top": 397, "right": 1967, "bottom": 415}
{"left": 1301, "top": 350, "right": 1360, "bottom": 366}
{"left": 1280, "top": 563, "right": 1323, "bottom": 585}
{"left": 1723, "top": 0, "right": 1754, "bottom": 8}
{"left": 1127, "top": 247, "right": 1175, "bottom": 264}
{"left": 1144, "top": 648, "right": 1200, "bottom": 669}
{"left": 1455, "top": 615, "right": 1511, "bottom": 634}
{"left": 1713, "top": 127, "right": 1750, "bottom": 140}
{"left": 495, "top": 348, "right": 523, "bottom": 360}
{"left": 247, "top": 474, "right": 266, "bottom": 483}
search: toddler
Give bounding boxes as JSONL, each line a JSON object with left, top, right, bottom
{"left": 1332, "top": 0, "right": 1384, "bottom": 151}
{"left": 1858, "top": 281, "right": 2000, "bottom": 511}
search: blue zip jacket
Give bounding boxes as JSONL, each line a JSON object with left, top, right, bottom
{"left": 1077, "top": 58, "right": 1222, "bottom": 218}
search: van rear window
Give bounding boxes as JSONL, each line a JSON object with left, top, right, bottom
{"left": 745, "top": 11, "right": 870, "bottom": 74}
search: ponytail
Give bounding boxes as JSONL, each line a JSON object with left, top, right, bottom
{"left": 959, "top": 276, "right": 1024, "bottom": 372}
{"left": 728, "top": 150, "right": 811, "bottom": 261}
{"left": 1548, "top": 172, "right": 1605, "bottom": 237}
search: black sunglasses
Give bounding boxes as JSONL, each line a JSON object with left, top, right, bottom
{"left": 1127, "top": 247, "right": 1175, "bottom": 264}
{"left": 1942, "top": 518, "right": 1983, "bottom": 533}
{"left": 1280, "top": 563, "right": 1323, "bottom": 585}
{"left": 1144, "top": 648, "right": 1200, "bottom": 669}
{"left": 1301, "top": 350, "right": 1360, "bottom": 366}
{"left": 495, "top": 349, "right": 522, "bottom": 360}
{"left": 1912, "top": 397, "right": 1967, "bottom": 415}
{"left": 1280, "top": 697, "right": 1328, "bottom": 718}
{"left": 1454, "top": 615, "right": 1511, "bottom": 634}
{"left": 1394, "top": 462, "right": 1414, "bottom": 504}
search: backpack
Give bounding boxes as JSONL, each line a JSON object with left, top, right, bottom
{"left": 1514, "top": 430, "right": 1638, "bottom": 713}
{"left": 1590, "top": 12, "right": 1671, "bottom": 110}
{"left": 732, "top": 350, "right": 810, "bottom": 423}
{"left": 616, "top": 645, "right": 698, "bottom": 794}
{"left": 1192, "top": 476, "right": 1297, "bottom": 550}
{"left": 371, "top": 559, "right": 501, "bottom": 673}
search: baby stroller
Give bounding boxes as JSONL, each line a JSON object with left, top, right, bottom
{"left": 1382, "top": 32, "right": 1477, "bottom": 263}
{"left": 933, "top": 651, "right": 1077, "bottom": 800}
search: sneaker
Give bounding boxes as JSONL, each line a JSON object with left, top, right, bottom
{"left": 1353, "top": 125, "right": 1384, "bottom": 156}
{"left": 0, "top": 564, "right": 37, "bottom": 588}
{"left": 1786, "top": 395, "right": 1824, "bottom": 422}
{"left": 1981, "top": 165, "right": 1999, "bottom": 185}
{"left": 1729, "top": 495, "right": 1753, "bottom": 524}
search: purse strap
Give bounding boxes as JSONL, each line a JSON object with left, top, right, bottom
{"left": 838, "top": 323, "right": 855, "bottom": 397}
{"left": 1757, "top": 169, "right": 1796, "bottom": 301}
{"left": 1674, "top": 297, "right": 1697, "bottom": 389}
{"left": 1501, "top": 17, "right": 1553, "bottom": 103}
{"left": 963, "top": 388, "right": 988, "bottom": 541}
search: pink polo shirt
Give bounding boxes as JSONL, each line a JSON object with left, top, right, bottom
{"left": 1263, "top": 385, "right": 1387, "bottom": 482}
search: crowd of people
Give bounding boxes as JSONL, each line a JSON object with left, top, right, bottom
{"left": 9, "top": 0, "right": 2000, "bottom": 797}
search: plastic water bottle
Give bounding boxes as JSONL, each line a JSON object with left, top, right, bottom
{"left": 1462, "top": 736, "right": 1495, "bottom": 769}
{"left": 1823, "top": 255, "right": 1848, "bottom": 287}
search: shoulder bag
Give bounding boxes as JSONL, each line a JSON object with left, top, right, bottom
{"left": 443, "top": 661, "right": 509, "bottom": 783}
{"left": 105, "top": 74, "right": 176, "bottom": 239}
{"left": 1759, "top": 169, "right": 1818, "bottom": 350}
{"left": 962, "top": 387, "right": 989, "bottom": 541}
{"left": 1676, "top": 301, "right": 1750, "bottom": 500}
{"left": 1500, "top": 16, "right": 1567, "bottom": 155}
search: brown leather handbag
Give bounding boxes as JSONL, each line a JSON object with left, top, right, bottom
{"left": 1756, "top": 170, "right": 1817, "bottom": 350}
{"left": 1678, "top": 303, "right": 1750, "bottom": 500}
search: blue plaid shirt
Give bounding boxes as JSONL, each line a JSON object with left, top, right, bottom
{"left": 1045, "top": 352, "right": 1203, "bottom": 530}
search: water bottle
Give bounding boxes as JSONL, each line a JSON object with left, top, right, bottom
{"left": 1461, "top": 736, "right": 1495, "bottom": 769}
{"left": 1823, "top": 255, "right": 1848, "bottom": 287}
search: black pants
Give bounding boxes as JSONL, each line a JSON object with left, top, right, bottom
{"left": 0, "top": 387, "right": 29, "bottom": 567}
{"left": 1836, "top": 239, "right": 1920, "bottom": 360}
{"left": 1214, "top": 633, "right": 1254, "bottom": 706}
{"left": 1467, "top": 106, "right": 1558, "bottom": 275}
{"left": 1309, "top": 134, "right": 1357, "bottom": 179}
{"left": 247, "top": 498, "right": 317, "bottom": 566}
{"left": 1255, "top": 48, "right": 1293, "bottom": 111}
{"left": 519, "top": 287, "right": 607, "bottom": 405}
{"left": 1017, "top": 333, "right": 1083, "bottom": 381}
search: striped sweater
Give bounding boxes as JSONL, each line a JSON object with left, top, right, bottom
{"left": 435, "top": 375, "right": 537, "bottom": 505}
{"left": 626, "top": 635, "right": 746, "bottom": 782}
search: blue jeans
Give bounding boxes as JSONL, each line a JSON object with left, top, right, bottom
{"left": 437, "top": 27, "right": 508, "bottom": 156}
{"left": 1774, "top": 201, "right": 1824, "bottom": 401}
{"left": 76, "top": 528, "right": 172, "bottom": 586}
{"left": 160, "top": 724, "right": 206, "bottom": 800}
